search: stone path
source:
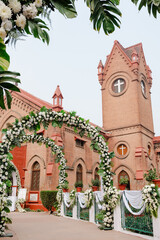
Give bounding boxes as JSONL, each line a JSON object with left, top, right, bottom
{"left": 2, "top": 212, "right": 149, "bottom": 240}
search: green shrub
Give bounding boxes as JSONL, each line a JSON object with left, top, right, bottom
{"left": 91, "top": 179, "right": 100, "bottom": 187}
{"left": 74, "top": 181, "right": 83, "bottom": 188}
{"left": 119, "top": 176, "right": 129, "bottom": 185}
{"left": 36, "top": 209, "right": 44, "bottom": 212}
{"left": 24, "top": 208, "right": 32, "bottom": 212}
{"left": 40, "top": 191, "right": 58, "bottom": 211}
{"left": 144, "top": 168, "right": 158, "bottom": 182}
{"left": 61, "top": 182, "right": 69, "bottom": 190}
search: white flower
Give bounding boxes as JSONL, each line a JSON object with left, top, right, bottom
{"left": 23, "top": 3, "right": 37, "bottom": 19}
{"left": 0, "top": 27, "right": 6, "bottom": 39}
{"left": 1, "top": 20, "right": 12, "bottom": 31}
{"left": 15, "top": 14, "right": 26, "bottom": 29}
{"left": 0, "top": 4, "right": 12, "bottom": 20}
{"left": 35, "top": 0, "right": 42, "bottom": 7}
{"left": 8, "top": 0, "right": 21, "bottom": 13}
{"left": 143, "top": 189, "right": 148, "bottom": 194}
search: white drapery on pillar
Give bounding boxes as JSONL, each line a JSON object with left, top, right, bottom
{"left": 8, "top": 171, "right": 17, "bottom": 212}
{"left": 95, "top": 191, "right": 103, "bottom": 210}
{"left": 123, "top": 190, "right": 145, "bottom": 215}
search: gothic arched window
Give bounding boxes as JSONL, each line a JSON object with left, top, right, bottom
{"left": 118, "top": 170, "right": 130, "bottom": 190}
{"left": 31, "top": 161, "right": 40, "bottom": 191}
{"left": 76, "top": 164, "right": 83, "bottom": 182}
{"left": 94, "top": 167, "right": 99, "bottom": 180}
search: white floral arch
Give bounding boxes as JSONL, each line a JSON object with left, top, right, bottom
{"left": 0, "top": 107, "right": 114, "bottom": 235}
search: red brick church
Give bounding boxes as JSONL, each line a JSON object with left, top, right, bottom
{"left": 0, "top": 40, "right": 160, "bottom": 210}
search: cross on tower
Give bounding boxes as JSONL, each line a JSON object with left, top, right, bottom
{"left": 119, "top": 145, "right": 126, "bottom": 155}
{"left": 114, "top": 79, "right": 125, "bottom": 93}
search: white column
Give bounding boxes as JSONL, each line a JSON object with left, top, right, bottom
{"left": 114, "top": 203, "right": 123, "bottom": 232}
{"left": 89, "top": 200, "right": 95, "bottom": 223}
{"left": 12, "top": 171, "right": 17, "bottom": 197}
{"left": 152, "top": 207, "right": 160, "bottom": 240}
{"left": 60, "top": 201, "right": 65, "bottom": 217}
{"left": 72, "top": 203, "right": 77, "bottom": 220}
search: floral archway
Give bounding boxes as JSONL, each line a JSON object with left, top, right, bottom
{"left": 0, "top": 107, "right": 114, "bottom": 236}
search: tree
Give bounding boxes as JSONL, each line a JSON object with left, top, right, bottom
{"left": 0, "top": 0, "right": 159, "bottom": 109}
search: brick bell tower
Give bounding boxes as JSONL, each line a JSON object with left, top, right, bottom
{"left": 98, "top": 40, "right": 157, "bottom": 190}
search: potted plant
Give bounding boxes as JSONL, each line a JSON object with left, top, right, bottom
{"left": 144, "top": 168, "right": 160, "bottom": 187}
{"left": 91, "top": 179, "right": 100, "bottom": 191}
{"left": 119, "top": 176, "right": 129, "bottom": 190}
{"left": 74, "top": 181, "right": 83, "bottom": 192}
{"left": 62, "top": 182, "right": 69, "bottom": 192}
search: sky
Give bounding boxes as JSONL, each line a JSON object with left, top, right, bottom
{"left": 7, "top": 0, "right": 160, "bottom": 136}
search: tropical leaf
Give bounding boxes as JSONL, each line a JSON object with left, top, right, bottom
{"left": 49, "top": 0, "right": 77, "bottom": 18}
{"left": 84, "top": 0, "right": 121, "bottom": 35}
{"left": 131, "top": 0, "right": 160, "bottom": 18}
{"left": 0, "top": 71, "right": 21, "bottom": 109}
{"left": 5, "top": 29, "right": 26, "bottom": 46}
{"left": 25, "top": 18, "right": 50, "bottom": 44}
{"left": 40, "top": 6, "right": 52, "bottom": 24}
{"left": 0, "top": 38, "right": 10, "bottom": 71}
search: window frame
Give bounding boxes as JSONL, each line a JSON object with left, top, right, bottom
{"left": 31, "top": 162, "right": 40, "bottom": 191}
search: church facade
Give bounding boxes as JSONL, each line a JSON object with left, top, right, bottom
{"left": 98, "top": 40, "right": 160, "bottom": 190}
{"left": 0, "top": 87, "right": 101, "bottom": 209}
{"left": 0, "top": 41, "right": 160, "bottom": 209}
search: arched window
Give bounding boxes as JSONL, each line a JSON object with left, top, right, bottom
{"left": 76, "top": 164, "right": 82, "bottom": 182}
{"left": 118, "top": 170, "right": 130, "bottom": 190}
{"left": 94, "top": 167, "right": 99, "bottom": 180}
{"left": 148, "top": 144, "right": 151, "bottom": 157}
{"left": 31, "top": 161, "right": 40, "bottom": 191}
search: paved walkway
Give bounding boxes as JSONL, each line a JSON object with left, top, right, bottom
{"left": 2, "top": 212, "right": 148, "bottom": 240}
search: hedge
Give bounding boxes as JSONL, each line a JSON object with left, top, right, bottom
{"left": 40, "top": 191, "right": 58, "bottom": 211}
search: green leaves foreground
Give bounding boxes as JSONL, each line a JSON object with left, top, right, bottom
{"left": 84, "top": 0, "right": 121, "bottom": 35}
{"left": 131, "top": 0, "right": 160, "bottom": 18}
{"left": 0, "top": 39, "right": 21, "bottom": 110}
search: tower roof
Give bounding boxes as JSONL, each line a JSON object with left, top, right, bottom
{"left": 52, "top": 85, "right": 63, "bottom": 99}
{"left": 124, "top": 43, "right": 142, "bottom": 60}
{"left": 98, "top": 60, "right": 103, "bottom": 68}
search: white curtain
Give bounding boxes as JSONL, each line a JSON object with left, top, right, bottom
{"left": 78, "top": 193, "right": 88, "bottom": 209}
{"left": 95, "top": 191, "right": 103, "bottom": 210}
{"left": 63, "top": 192, "right": 71, "bottom": 208}
{"left": 123, "top": 190, "right": 145, "bottom": 215}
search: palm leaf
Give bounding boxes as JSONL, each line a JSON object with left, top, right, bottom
{"left": 4, "top": 89, "right": 12, "bottom": 109}
{"left": 49, "top": 0, "right": 77, "bottom": 18}
{"left": 0, "top": 38, "right": 10, "bottom": 71}
{"left": 25, "top": 18, "right": 50, "bottom": 44}
{"left": 0, "top": 71, "right": 20, "bottom": 77}
{"left": 0, "top": 71, "right": 21, "bottom": 110}
{"left": 0, "top": 87, "right": 5, "bottom": 109}
{"left": 131, "top": 0, "right": 160, "bottom": 18}
{"left": 5, "top": 29, "right": 26, "bottom": 46}
{"left": 84, "top": 0, "right": 121, "bottom": 35}
{"left": 0, "top": 76, "right": 20, "bottom": 83}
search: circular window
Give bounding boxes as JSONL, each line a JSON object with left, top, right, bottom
{"left": 141, "top": 80, "right": 146, "bottom": 97}
{"left": 115, "top": 141, "right": 130, "bottom": 159}
{"left": 117, "top": 144, "right": 128, "bottom": 156}
{"left": 112, "top": 78, "right": 126, "bottom": 94}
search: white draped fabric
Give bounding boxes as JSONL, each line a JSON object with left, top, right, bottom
{"left": 63, "top": 192, "right": 71, "bottom": 208}
{"left": 78, "top": 193, "right": 88, "bottom": 209}
{"left": 95, "top": 191, "right": 103, "bottom": 210}
{"left": 123, "top": 190, "right": 145, "bottom": 215}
